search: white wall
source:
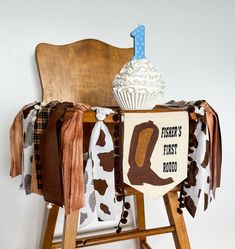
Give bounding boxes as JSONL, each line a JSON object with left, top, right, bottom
{"left": 0, "top": 0, "right": 234, "bottom": 248}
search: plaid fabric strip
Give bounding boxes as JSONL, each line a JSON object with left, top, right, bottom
{"left": 34, "top": 101, "right": 60, "bottom": 189}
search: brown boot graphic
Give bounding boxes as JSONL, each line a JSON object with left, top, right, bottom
{"left": 128, "top": 121, "right": 174, "bottom": 186}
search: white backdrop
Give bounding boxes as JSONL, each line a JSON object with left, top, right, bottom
{"left": 0, "top": 0, "right": 234, "bottom": 248}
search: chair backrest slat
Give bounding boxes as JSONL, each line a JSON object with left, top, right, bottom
{"left": 35, "top": 39, "right": 132, "bottom": 106}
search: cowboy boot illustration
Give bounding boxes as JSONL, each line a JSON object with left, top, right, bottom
{"left": 128, "top": 121, "right": 173, "bottom": 186}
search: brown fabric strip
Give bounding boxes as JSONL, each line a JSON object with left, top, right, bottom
{"left": 61, "top": 103, "right": 90, "bottom": 214}
{"left": 202, "top": 102, "right": 222, "bottom": 197}
{"left": 31, "top": 157, "right": 43, "bottom": 195}
{"left": 34, "top": 101, "right": 60, "bottom": 189}
{"left": 40, "top": 102, "right": 73, "bottom": 206}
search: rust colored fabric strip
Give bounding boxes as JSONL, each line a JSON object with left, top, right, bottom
{"left": 61, "top": 104, "right": 90, "bottom": 214}
{"left": 10, "top": 103, "right": 35, "bottom": 177}
{"left": 10, "top": 108, "right": 24, "bottom": 177}
{"left": 202, "top": 102, "right": 222, "bottom": 197}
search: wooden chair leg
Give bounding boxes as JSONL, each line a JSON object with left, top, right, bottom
{"left": 62, "top": 210, "right": 79, "bottom": 249}
{"left": 136, "top": 192, "right": 151, "bottom": 249}
{"left": 42, "top": 205, "right": 60, "bottom": 249}
{"left": 164, "top": 191, "right": 191, "bottom": 249}
{"left": 141, "top": 240, "right": 152, "bottom": 249}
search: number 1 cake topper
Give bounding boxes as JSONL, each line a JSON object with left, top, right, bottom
{"left": 130, "top": 25, "right": 146, "bottom": 60}
{"left": 112, "top": 25, "right": 165, "bottom": 110}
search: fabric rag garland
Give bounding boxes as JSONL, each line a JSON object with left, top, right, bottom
{"left": 40, "top": 102, "right": 73, "bottom": 206}
{"left": 34, "top": 101, "right": 60, "bottom": 189}
{"left": 10, "top": 101, "right": 46, "bottom": 194}
{"left": 9, "top": 99, "right": 222, "bottom": 222}
{"left": 10, "top": 102, "right": 37, "bottom": 178}
{"left": 180, "top": 104, "right": 212, "bottom": 216}
{"left": 61, "top": 103, "right": 90, "bottom": 215}
{"left": 21, "top": 102, "right": 46, "bottom": 194}
{"left": 202, "top": 102, "right": 222, "bottom": 196}
{"left": 160, "top": 100, "right": 222, "bottom": 217}
{"left": 79, "top": 107, "right": 117, "bottom": 227}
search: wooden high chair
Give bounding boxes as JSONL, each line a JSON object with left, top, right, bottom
{"left": 35, "top": 39, "right": 191, "bottom": 249}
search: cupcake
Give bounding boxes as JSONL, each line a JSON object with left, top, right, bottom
{"left": 112, "top": 58, "right": 165, "bottom": 110}
{"left": 112, "top": 25, "right": 165, "bottom": 110}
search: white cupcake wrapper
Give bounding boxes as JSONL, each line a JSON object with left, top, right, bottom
{"left": 112, "top": 90, "right": 161, "bottom": 110}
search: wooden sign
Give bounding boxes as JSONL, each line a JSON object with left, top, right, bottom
{"left": 122, "top": 111, "right": 189, "bottom": 200}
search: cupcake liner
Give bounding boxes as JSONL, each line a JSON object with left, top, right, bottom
{"left": 112, "top": 89, "right": 161, "bottom": 110}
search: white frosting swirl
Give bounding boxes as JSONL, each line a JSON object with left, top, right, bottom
{"left": 112, "top": 58, "right": 165, "bottom": 95}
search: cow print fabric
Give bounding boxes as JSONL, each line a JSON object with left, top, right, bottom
{"left": 79, "top": 107, "right": 118, "bottom": 227}
{"left": 180, "top": 103, "right": 213, "bottom": 217}
{"left": 20, "top": 102, "right": 45, "bottom": 194}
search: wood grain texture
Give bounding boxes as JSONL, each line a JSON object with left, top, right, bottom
{"left": 64, "top": 107, "right": 187, "bottom": 124}
{"left": 36, "top": 39, "right": 132, "bottom": 106}
{"left": 62, "top": 211, "right": 79, "bottom": 249}
{"left": 42, "top": 205, "right": 59, "bottom": 249}
{"left": 164, "top": 192, "right": 191, "bottom": 249}
{"left": 135, "top": 192, "right": 149, "bottom": 249}
{"left": 51, "top": 226, "right": 175, "bottom": 248}
{"left": 141, "top": 241, "right": 152, "bottom": 249}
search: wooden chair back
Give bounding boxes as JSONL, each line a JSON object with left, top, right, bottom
{"left": 35, "top": 39, "right": 132, "bottom": 106}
